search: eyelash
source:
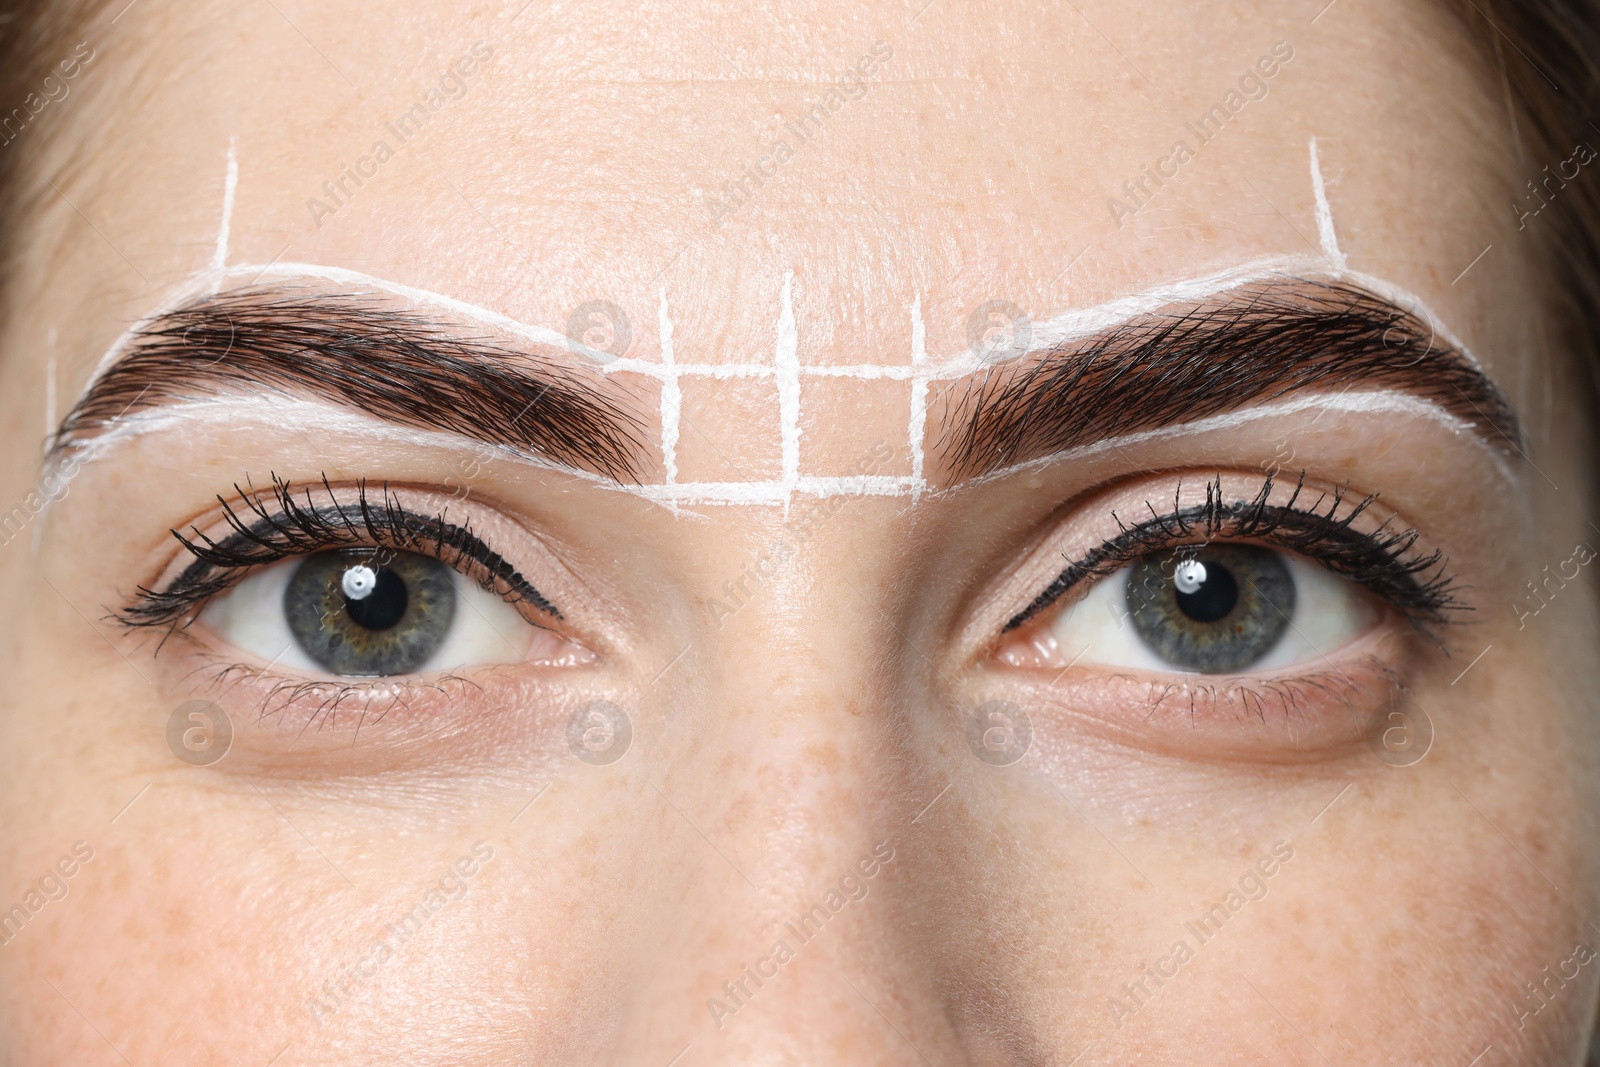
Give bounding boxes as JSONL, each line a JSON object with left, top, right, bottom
{"left": 1006, "top": 470, "right": 1466, "bottom": 634}
{"left": 114, "top": 474, "right": 559, "bottom": 637}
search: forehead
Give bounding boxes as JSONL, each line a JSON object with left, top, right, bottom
{"left": 21, "top": 0, "right": 1520, "bottom": 458}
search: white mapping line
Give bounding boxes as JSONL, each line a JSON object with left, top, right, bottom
{"left": 622, "top": 389, "right": 1521, "bottom": 502}
{"left": 210, "top": 138, "right": 239, "bottom": 283}
{"left": 1019, "top": 253, "right": 1488, "bottom": 379}
{"left": 49, "top": 394, "right": 923, "bottom": 509}
{"left": 55, "top": 389, "right": 1518, "bottom": 510}
{"left": 607, "top": 259, "right": 1480, "bottom": 383}
{"left": 78, "top": 261, "right": 578, "bottom": 396}
{"left": 1022, "top": 255, "right": 1323, "bottom": 353}
{"left": 658, "top": 288, "right": 680, "bottom": 484}
{"left": 65, "top": 257, "right": 1505, "bottom": 507}
{"left": 931, "top": 389, "right": 1522, "bottom": 498}
{"left": 775, "top": 271, "right": 801, "bottom": 505}
{"left": 1309, "top": 137, "right": 1347, "bottom": 272}
{"left": 629, "top": 476, "right": 920, "bottom": 505}
{"left": 80, "top": 254, "right": 1481, "bottom": 400}
{"left": 908, "top": 293, "right": 928, "bottom": 499}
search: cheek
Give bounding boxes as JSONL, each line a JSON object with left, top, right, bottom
{"left": 1243, "top": 787, "right": 1594, "bottom": 1059}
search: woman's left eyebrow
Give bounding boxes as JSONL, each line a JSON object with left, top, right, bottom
{"left": 52, "top": 285, "right": 654, "bottom": 483}
{"left": 938, "top": 277, "right": 1524, "bottom": 479}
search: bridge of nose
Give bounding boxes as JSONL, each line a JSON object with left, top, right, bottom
{"left": 598, "top": 500, "right": 975, "bottom": 1062}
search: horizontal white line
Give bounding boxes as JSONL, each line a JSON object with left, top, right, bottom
{"left": 627, "top": 475, "right": 923, "bottom": 504}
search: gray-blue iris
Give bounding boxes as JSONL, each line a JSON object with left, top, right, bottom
{"left": 1125, "top": 545, "right": 1295, "bottom": 674}
{"left": 284, "top": 550, "right": 457, "bottom": 676}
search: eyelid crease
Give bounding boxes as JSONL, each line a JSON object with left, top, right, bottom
{"left": 114, "top": 474, "right": 561, "bottom": 635}
{"left": 1004, "top": 469, "right": 1464, "bottom": 634}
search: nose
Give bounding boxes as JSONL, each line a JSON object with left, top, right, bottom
{"left": 591, "top": 512, "right": 965, "bottom": 1065}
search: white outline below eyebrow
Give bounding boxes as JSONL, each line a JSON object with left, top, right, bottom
{"left": 65, "top": 254, "right": 1502, "bottom": 508}
{"left": 929, "top": 389, "right": 1523, "bottom": 501}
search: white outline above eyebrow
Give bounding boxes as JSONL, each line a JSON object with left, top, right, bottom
{"left": 76, "top": 261, "right": 576, "bottom": 400}
{"left": 65, "top": 254, "right": 1500, "bottom": 509}
{"left": 75, "top": 252, "right": 1481, "bottom": 399}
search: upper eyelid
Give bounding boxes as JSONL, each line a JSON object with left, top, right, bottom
{"left": 116, "top": 477, "right": 561, "bottom": 630}
{"left": 1005, "top": 473, "right": 1462, "bottom": 634}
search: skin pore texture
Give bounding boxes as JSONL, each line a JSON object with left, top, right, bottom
{"left": 1, "top": 0, "right": 1598, "bottom": 1064}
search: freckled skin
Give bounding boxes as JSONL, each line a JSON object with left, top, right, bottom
{"left": 0, "top": 0, "right": 1597, "bottom": 1064}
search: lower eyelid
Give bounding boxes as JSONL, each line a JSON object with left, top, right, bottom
{"left": 992, "top": 647, "right": 1406, "bottom": 764}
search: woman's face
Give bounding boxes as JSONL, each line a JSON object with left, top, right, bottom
{"left": 2, "top": 0, "right": 1596, "bottom": 1063}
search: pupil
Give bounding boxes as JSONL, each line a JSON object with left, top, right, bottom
{"left": 1174, "top": 562, "right": 1237, "bottom": 623}
{"left": 342, "top": 566, "right": 408, "bottom": 630}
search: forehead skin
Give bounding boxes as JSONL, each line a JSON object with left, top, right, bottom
{"left": 2, "top": 0, "right": 1535, "bottom": 424}
{"left": 3, "top": 0, "right": 1599, "bottom": 1065}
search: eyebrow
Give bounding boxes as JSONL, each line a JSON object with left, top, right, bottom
{"left": 938, "top": 278, "right": 1523, "bottom": 479}
{"left": 53, "top": 285, "right": 651, "bottom": 482}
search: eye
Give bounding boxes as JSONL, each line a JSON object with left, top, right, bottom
{"left": 200, "top": 547, "right": 537, "bottom": 677}
{"left": 1033, "top": 544, "right": 1380, "bottom": 674}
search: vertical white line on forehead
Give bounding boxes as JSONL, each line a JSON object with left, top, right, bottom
{"left": 210, "top": 138, "right": 238, "bottom": 285}
{"left": 776, "top": 271, "right": 801, "bottom": 507}
{"left": 1310, "top": 136, "right": 1346, "bottom": 272}
{"left": 908, "top": 294, "right": 928, "bottom": 501}
{"left": 70, "top": 254, "right": 1490, "bottom": 507}
{"left": 658, "top": 289, "right": 680, "bottom": 485}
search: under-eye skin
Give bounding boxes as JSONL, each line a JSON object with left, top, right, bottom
{"left": 114, "top": 475, "right": 572, "bottom": 680}
{"left": 1000, "top": 471, "right": 1466, "bottom": 678}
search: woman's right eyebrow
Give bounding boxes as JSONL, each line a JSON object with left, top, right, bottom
{"left": 51, "top": 285, "right": 654, "bottom": 484}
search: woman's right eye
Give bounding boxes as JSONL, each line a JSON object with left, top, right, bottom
{"left": 200, "top": 548, "right": 567, "bottom": 677}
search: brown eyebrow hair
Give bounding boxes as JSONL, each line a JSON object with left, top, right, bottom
{"left": 53, "top": 285, "right": 652, "bottom": 482}
{"left": 937, "top": 277, "right": 1523, "bottom": 480}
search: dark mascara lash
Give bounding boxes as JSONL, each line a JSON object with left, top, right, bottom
{"left": 116, "top": 474, "right": 561, "bottom": 632}
{"left": 1005, "top": 470, "right": 1465, "bottom": 633}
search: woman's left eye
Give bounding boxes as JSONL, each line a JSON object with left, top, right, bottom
{"left": 1022, "top": 544, "right": 1380, "bottom": 675}
{"left": 201, "top": 548, "right": 536, "bottom": 677}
